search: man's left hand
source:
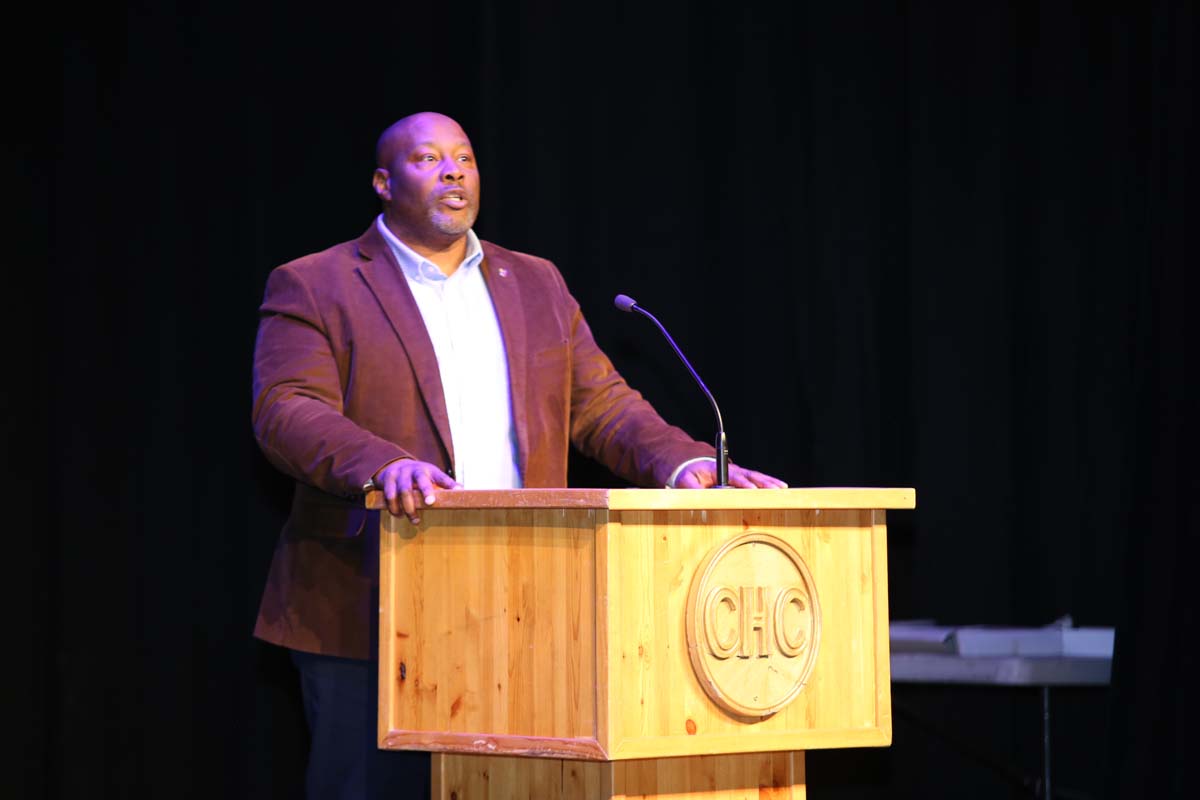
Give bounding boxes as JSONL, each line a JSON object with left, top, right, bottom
{"left": 673, "top": 461, "right": 789, "bottom": 489}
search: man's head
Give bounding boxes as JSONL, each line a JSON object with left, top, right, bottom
{"left": 372, "top": 112, "right": 480, "bottom": 250}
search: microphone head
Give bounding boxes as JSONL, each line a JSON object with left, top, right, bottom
{"left": 613, "top": 294, "right": 638, "bottom": 312}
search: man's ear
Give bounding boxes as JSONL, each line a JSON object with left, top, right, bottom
{"left": 372, "top": 168, "right": 391, "bottom": 202}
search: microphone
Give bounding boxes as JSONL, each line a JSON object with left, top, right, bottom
{"left": 613, "top": 294, "right": 730, "bottom": 487}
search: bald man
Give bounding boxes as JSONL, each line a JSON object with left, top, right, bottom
{"left": 251, "top": 112, "right": 785, "bottom": 798}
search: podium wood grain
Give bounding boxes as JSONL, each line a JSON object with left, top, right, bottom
{"left": 375, "top": 488, "right": 913, "bottom": 798}
{"left": 433, "top": 751, "right": 805, "bottom": 799}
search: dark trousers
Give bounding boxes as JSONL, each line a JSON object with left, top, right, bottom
{"left": 290, "top": 649, "right": 431, "bottom": 799}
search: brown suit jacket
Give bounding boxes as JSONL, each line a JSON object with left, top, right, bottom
{"left": 252, "top": 224, "right": 711, "bottom": 658}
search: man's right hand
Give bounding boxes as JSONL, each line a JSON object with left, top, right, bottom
{"left": 373, "top": 459, "right": 462, "bottom": 524}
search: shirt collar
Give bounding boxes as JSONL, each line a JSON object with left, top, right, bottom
{"left": 375, "top": 214, "right": 483, "bottom": 285}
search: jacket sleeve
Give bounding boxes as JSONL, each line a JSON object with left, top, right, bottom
{"left": 251, "top": 264, "right": 410, "bottom": 497}
{"left": 556, "top": 272, "right": 713, "bottom": 487}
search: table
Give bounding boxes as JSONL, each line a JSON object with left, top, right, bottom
{"left": 891, "top": 650, "right": 1112, "bottom": 798}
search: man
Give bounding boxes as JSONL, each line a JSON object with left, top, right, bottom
{"left": 252, "top": 112, "right": 785, "bottom": 798}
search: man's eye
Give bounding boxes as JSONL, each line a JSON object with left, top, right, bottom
{"left": 419, "top": 154, "right": 436, "bottom": 162}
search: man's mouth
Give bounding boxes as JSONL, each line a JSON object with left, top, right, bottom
{"left": 439, "top": 191, "right": 468, "bottom": 210}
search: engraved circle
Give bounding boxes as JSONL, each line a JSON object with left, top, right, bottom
{"left": 685, "top": 532, "right": 822, "bottom": 719}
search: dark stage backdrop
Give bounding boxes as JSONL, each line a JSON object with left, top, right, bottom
{"left": 37, "top": 1, "right": 1195, "bottom": 798}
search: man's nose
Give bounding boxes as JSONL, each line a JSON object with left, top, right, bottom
{"left": 441, "top": 162, "right": 464, "bottom": 182}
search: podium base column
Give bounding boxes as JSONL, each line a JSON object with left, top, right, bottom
{"left": 432, "top": 751, "right": 805, "bottom": 799}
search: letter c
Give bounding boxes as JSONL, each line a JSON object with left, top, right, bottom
{"left": 704, "top": 586, "right": 740, "bottom": 659}
{"left": 774, "top": 587, "right": 808, "bottom": 657}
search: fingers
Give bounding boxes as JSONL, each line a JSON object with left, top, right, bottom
{"left": 729, "top": 466, "right": 789, "bottom": 489}
{"left": 675, "top": 461, "right": 789, "bottom": 490}
{"left": 377, "top": 459, "right": 463, "bottom": 524}
{"left": 399, "top": 484, "right": 419, "bottom": 523}
{"left": 728, "top": 470, "right": 758, "bottom": 489}
{"left": 381, "top": 467, "right": 415, "bottom": 522}
{"left": 673, "top": 466, "right": 708, "bottom": 489}
{"left": 413, "top": 469, "right": 437, "bottom": 505}
{"left": 430, "top": 468, "right": 460, "bottom": 490}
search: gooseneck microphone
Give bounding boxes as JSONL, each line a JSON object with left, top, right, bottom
{"left": 613, "top": 294, "right": 729, "bottom": 487}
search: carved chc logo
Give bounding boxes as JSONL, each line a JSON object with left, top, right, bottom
{"left": 685, "top": 533, "right": 821, "bottom": 719}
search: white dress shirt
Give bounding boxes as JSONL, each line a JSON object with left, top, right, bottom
{"left": 376, "top": 216, "right": 522, "bottom": 489}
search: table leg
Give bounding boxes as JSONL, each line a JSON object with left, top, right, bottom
{"left": 1041, "top": 686, "right": 1052, "bottom": 799}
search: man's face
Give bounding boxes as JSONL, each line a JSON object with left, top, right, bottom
{"left": 375, "top": 114, "right": 480, "bottom": 244}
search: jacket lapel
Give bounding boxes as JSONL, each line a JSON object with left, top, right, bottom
{"left": 480, "top": 244, "right": 530, "bottom": 480}
{"left": 353, "top": 225, "right": 456, "bottom": 469}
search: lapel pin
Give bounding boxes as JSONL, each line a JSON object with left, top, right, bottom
{"left": 498, "top": 267, "right": 508, "bottom": 277}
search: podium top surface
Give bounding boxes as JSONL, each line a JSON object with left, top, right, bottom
{"left": 366, "top": 486, "right": 915, "bottom": 512}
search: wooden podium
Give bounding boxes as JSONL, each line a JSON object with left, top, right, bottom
{"left": 368, "top": 487, "right": 915, "bottom": 799}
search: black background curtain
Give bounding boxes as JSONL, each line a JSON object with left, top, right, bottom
{"left": 31, "top": 1, "right": 1195, "bottom": 797}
